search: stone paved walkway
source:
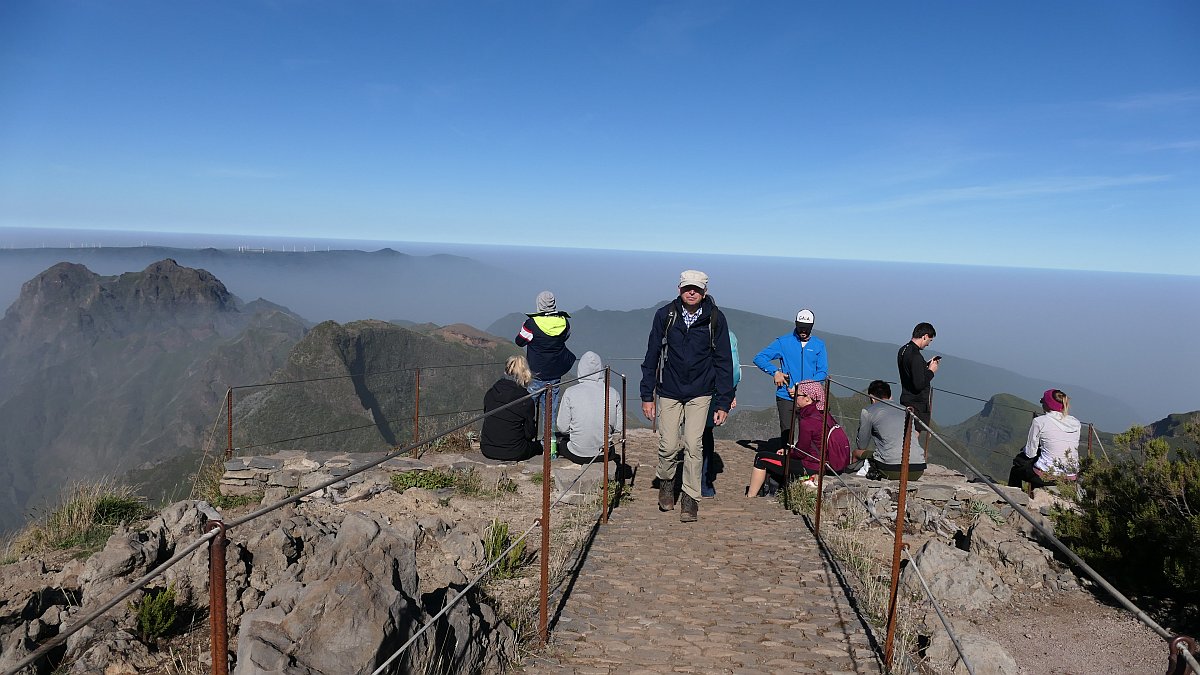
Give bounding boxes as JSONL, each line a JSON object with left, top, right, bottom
{"left": 516, "top": 429, "right": 883, "bottom": 675}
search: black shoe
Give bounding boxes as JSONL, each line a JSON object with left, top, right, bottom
{"left": 680, "top": 493, "right": 698, "bottom": 522}
{"left": 658, "top": 481, "right": 674, "bottom": 511}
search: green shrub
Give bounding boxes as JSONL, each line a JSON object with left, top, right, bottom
{"left": 210, "top": 491, "right": 263, "bottom": 509}
{"left": 391, "top": 469, "right": 456, "bottom": 492}
{"left": 777, "top": 478, "right": 817, "bottom": 515}
{"left": 495, "top": 473, "right": 518, "bottom": 494}
{"left": 452, "top": 467, "right": 483, "bottom": 495}
{"left": 485, "top": 518, "right": 527, "bottom": 579}
{"left": 129, "top": 584, "right": 177, "bottom": 647}
{"left": 1054, "top": 425, "right": 1200, "bottom": 599}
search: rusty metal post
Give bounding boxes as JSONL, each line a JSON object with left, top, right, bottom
{"left": 783, "top": 398, "right": 799, "bottom": 510}
{"left": 539, "top": 383, "right": 553, "bottom": 645}
{"left": 884, "top": 409, "right": 916, "bottom": 668}
{"left": 207, "top": 520, "right": 229, "bottom": 675}
{"left": 1087, "top": 423, "right": 1094, "bottom": 460}
{"left": 602, "top": 368, "right": 611, "bottom": 524}
{"left": 225, "top": 388, "right": 233, "bottom": 460}
{"left": 411, "top": 368, "right": 421, "bottom": 456}
{"left": 814, "top": 379, "right": 832, "bottom": 533}
{"left": 1167, "top": 635, "right": 1198, "bottom": 675}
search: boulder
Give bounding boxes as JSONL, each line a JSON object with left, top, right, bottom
{"left": 926, "top": 630, "right": 1018, "bottom": 675}
{"left": 902, "top": 540, "right": 1011, "bottom": 611}
{"left": 967, "top": 519, "right": 1056, "bottom": 588}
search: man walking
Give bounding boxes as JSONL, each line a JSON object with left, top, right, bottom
{"left": 753, "top": 309, "right": 828, "bottom": 449}
{"left": 640, "top": 270, "right": 735, "bottom": 523}
{"left": 897, "top": 322, "right": 939, "bottom": 432}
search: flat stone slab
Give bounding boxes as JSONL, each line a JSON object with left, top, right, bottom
{"left": 516, "top": 436, "right": 884, "bottom": 674}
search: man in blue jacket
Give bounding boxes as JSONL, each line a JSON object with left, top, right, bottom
{"left": 640, "top": 270, "right": 735, "bottom": 523}
{"left": 753, "top": 309, "right": 828, "bottom": 449}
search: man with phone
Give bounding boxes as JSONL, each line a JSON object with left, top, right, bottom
{"left": 897, "top": 322, "right": 940, "bottom": 431}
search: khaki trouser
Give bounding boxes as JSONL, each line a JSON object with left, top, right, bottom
{"left": 656, "top": 395, "right": 711, "bottom": 501}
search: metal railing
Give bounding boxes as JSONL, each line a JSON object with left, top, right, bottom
{"left": 6, "top": 363, "right": 630, "bottom": 675}
{"left": 787, "top": 376, "right": 1200, "bottom": 675}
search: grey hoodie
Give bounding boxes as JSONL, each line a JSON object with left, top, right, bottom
{"left": 556, "top": 351, "right": 622, "bottom": 458}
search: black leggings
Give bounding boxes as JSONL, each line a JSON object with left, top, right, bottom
{"left": 753, "top": 450, "right": 807, "bottom": 483}
{"left": 1008, "top": 463, "right": 1054, "bottom": 490}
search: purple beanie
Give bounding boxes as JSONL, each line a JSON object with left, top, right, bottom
{"left": 1041, "top": 389, "right": 1064, "bottom": 412}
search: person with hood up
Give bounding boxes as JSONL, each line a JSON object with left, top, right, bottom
{"left": 515, "top": 291, "right": 576, "bottom": 437}
{"left": 745, "top": 379, "right": 841, "bottom": 497}
{"left": 753, "top": 309, "right": 828, "bottom": 450}
{"left": 480, "top": 355, "right": 542, "bottom": 462}
{"left": 1008, "top": 388, "right": 1082, "bottom": 489}
{"left": 555, "top": 351, "right": 622, "bottom": 464}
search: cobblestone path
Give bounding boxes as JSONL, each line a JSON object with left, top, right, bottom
{"left": 517, "top": 430, "right": 883, "bottom": 675}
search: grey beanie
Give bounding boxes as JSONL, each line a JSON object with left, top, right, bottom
{"left": 536, "top": 291, "right": 556, "bottom": 313}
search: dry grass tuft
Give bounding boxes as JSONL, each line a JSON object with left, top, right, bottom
{"left": 6, "top": 478, "right": 146, "bottom": 558}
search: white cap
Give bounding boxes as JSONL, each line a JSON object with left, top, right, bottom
{"left": 678, "top": 270, "right": 709, "bottom": 290}
{"left": 795, "top": 309, "right": 815, "bottom": 323}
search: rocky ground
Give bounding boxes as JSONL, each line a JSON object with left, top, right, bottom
{"left": 1, "top": 428, "right": 1182, "bottom": 674}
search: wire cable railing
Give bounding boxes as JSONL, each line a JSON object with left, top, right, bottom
{"left": 803, "top": 375, "right": 1199, "bottom": 674}
{"left": 6, "top": 359, "right": 631, "bottom": 675}
{"left": 782, "top": 378, "right": 975, "bottom": 674}
{"left": 371, "top": 418, "right": 624, "bottom": 674}
{"left": 230, "top": 360, "right": 508, "bottom": 391}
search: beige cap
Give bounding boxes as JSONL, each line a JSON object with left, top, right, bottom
{"left": 678, "top": 269, "right": 709, "bottom": 290}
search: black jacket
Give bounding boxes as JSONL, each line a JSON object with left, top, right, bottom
{"left": 480, "top": 377, "right": 540, "bottom": 461}
{"left": 639, "top": 296, "right": 735, "bottom": 411}
{"left": 515, "top": 313, "right": 576, "bottom": 381}
{"left": 897, "top": 341, "right": 934, "bottom": 408}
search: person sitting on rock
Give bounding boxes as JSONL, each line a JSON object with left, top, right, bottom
{"left": 1008, "top": 388, "right": 1081, "bottom": 489}
{"left": 746, "top": 380, "right": 842, "bottom": 497}
{"left": 853, "top": 380, "right": 926, "bottom": 481}
{"left": 480, "top": 355, "right": 543, "bottom": 462}
{"left": 555, "top": 351, "right": 621, "bottom": 465}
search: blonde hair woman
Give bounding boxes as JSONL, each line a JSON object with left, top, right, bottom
{"left": 480, "top": 355, "right": 543, "bottom": 461}
{"left": 1008, "top": 388, "right": 1081, "bottom": 489}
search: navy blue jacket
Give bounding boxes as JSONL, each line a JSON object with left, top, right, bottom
{"left": 639, "top": 296, "right": 735, "bottom": 411}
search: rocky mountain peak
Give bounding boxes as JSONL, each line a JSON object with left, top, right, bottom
{"left": 114, "top": 258, "right": 235, "bottom": 313}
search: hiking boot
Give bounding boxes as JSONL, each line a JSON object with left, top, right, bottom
{"left": 680, "top": 493, "right": 698, "bottom": 522}
{"left": 658, "top": 481, "right": 674, "bottom": 511}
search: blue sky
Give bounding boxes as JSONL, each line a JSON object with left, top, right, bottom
{"left": 1, "top": 1, "right": 1197, "bottom": 275}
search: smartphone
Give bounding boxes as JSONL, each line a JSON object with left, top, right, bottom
{"left": 931, "top": 355, "right": 942, "bottom": 361}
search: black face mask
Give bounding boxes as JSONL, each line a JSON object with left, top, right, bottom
{"left": 795, "top": 323, "right": 813, "bottom": 338}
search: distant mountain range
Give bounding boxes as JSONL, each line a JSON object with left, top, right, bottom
{"left": 231, "top": 319, "right": 519, "bottom": 456}
{"left": 1, "top": 258, "right": 1194, "bottom": 536}
{"left": 0, "top": 260, "right": 306, "bottom": 533}
{"left": 3, "top": 243, "right": 1196, "bottom": 427}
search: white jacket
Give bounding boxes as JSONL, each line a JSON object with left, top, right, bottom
{"left": 1023, "top": 411, "right": 1082, "bottom": 475}
{"left": 556, "top": 352, "right": 621, "bottom": 458}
